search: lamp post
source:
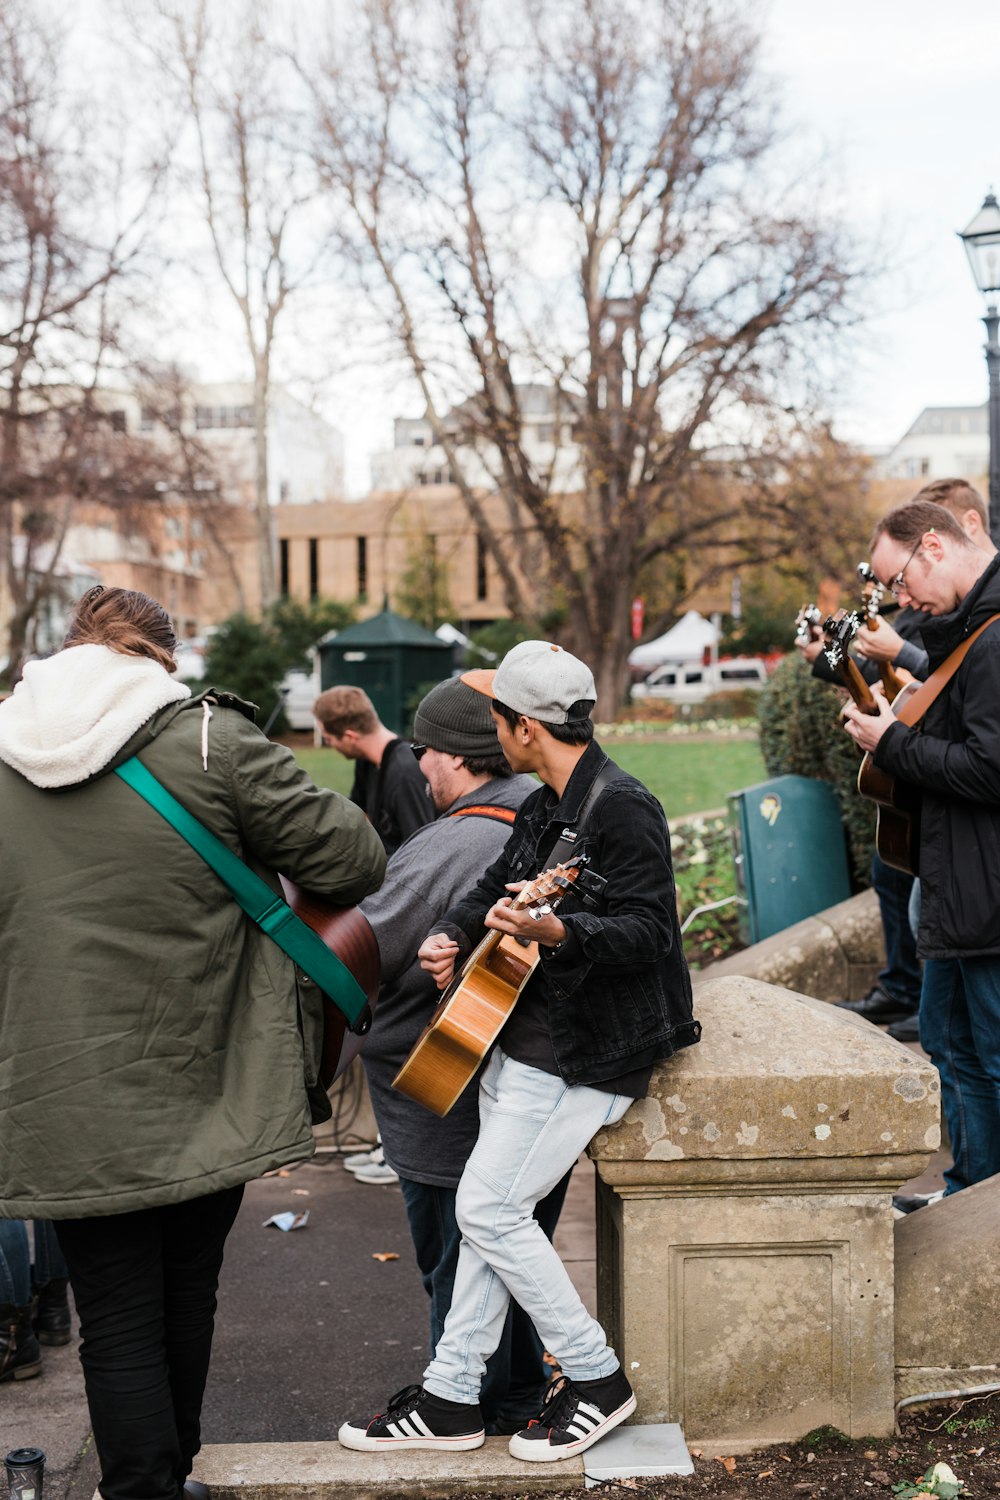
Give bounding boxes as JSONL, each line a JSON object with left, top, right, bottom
{"left": 958, "top": 192, "right": 1000, "bottom": 545}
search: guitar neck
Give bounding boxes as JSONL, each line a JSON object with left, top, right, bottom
{"left": 836, "top": 657, "right": 878, "bottom": 715}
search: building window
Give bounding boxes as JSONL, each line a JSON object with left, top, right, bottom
{"left": 280, "top": 538, "right": 289, "bottom": 596}
{"left": 357, "top": 536, "right": 367, "bottom": 598}
{"left": 194, "top": 405, "right": 254, "bottom": 430}
{"left": 109, "top": 409, "right": 127, "bottom": 433}
{"left": 279, "top": 480, "right": 290, "bottom": 502}
{"left": 139, "top": 407, "right": 156, "bottom": 432}
{"left": 309, "top": 538, "right": 319, "bottom": 600}
{"left": 476, "top": 535, "right": 488, "bottom": 601}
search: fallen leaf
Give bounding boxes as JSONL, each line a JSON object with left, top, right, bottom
{"left": 716, "top": 1456, "right": 736, "bottom": 1473}
{"left": 277, "top": 1169, "right": 291, "bottom": 1177}
{"left": 689, "top": 1447, "right": 703, "bottom": 1459}
{"left": 863, "top": 1451, "right": 878, "bottom": 1460}
{"left": 291, "top": 1189, "right": 310, "bottom": 1196}
{"left": 757, "top": 1470, "right": 774, "bottom": 1479}
{"left": 371, "top": 1252, "right": 399, "bottom": 1262}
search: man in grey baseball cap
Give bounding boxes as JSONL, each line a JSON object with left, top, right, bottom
{"left": 341, "top": 641, "right": 699, "bottom": 1464}
{"left": 356, "top": 676, "right": 563, "bottom": 1434}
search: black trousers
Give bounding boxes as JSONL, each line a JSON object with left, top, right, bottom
{"left": 55, "top": 1184, "right": 244, "bottom": 1500}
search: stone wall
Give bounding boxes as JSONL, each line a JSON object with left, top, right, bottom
{"left": 699, "top": 888, "right": 882, "bottom": 1004}
{"left": 590, "top": 976, "right": 940, "bottom": 1453}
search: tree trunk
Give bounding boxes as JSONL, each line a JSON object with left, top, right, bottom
{"left": 254, "top": 358, "right": 276, "bottom": 611}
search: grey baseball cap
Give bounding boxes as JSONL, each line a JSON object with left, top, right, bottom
{"left": 462, "top": 640, "right": 596, "bottom": 724}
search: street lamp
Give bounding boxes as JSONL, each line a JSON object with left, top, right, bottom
{"left": 958, "top": 191, "right": 1000, "bottom": 544}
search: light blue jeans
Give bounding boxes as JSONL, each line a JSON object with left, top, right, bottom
{"left": 422, "top": 1048, "right": 632, "bottom": 1406}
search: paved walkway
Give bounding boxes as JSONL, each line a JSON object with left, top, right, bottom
{"left": 3, "top": 1041, "right": 946, "bottom": 1499}
{"left": 0, "top": 1147, "right": 598, "bottom": 1499}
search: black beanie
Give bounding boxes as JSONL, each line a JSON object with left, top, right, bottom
{"left": 412, "top": 677, "right": 500, "bottom": 758}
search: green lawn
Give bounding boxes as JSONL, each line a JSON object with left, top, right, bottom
{"left": 290, "top": 735, "right": 765, "bottom": 821}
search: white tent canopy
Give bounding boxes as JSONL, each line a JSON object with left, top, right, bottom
{"left": 628, "top": 610, "right": 720, "bottom": 670}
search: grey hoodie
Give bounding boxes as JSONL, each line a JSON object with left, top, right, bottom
{"left": 360, "top": 772, "right": 536, "bottom": 1186}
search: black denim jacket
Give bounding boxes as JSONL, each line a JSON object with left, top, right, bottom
{"left": 435, "top": 740, "right": 700, "bottom": 1087}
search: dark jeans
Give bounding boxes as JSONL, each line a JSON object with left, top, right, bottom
{"left": 55, "top": 1185, "right": 244, "bottom": 1500}
{"left": 920, "top": 958, "right": 1000, "bottom": 1195}
{"left": 0, "top": 1220, "right": 30, "bottom": 1304}
{"left": 399, "top": 1168, "right": 572, "bottom": 1428}
{"left": 872, "top": 852, "right": 922, "bottom": 1010}
{"left": 33, "top": 1219, "right": 69, "bottom": 1287}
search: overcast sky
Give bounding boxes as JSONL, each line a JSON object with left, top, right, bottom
{"left": 763, "top": 0, "right": 997, "bottom": 450}
{"left": 321, "top": 0, "right": 999, "bottom": 489}
{"left": 87, "top": 0, "right": 996, "bottom": 492}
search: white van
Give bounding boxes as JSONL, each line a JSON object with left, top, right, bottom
{"left": 631, "top": 656, "right": 768, "bottom": 704}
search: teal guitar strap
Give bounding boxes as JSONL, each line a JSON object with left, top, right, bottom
{"left": 115, "top": 755, "right": 370, "bottom": 1030}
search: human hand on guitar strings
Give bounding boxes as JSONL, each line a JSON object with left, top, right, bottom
{"left": 855, "top": 619, "right": 905, "bottom": 663}
{"left": 418, "top": 932, "right": 461, "bottom": 990}
{"left": 843, "top": 683, "right": 896, "bottom": 753}
{"left": 484, "top": 884, "right": 568, "bottom": 950}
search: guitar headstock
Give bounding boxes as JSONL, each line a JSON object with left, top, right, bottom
{"left": 821, "top": 607, "right": 862, "bottom": 668}
{"left": 857, "top": 561, "right": 884, "bottom": 625}
{"left": 794, "top": 603, "right": 822, "bottom": 644}
{"left": 512, "top": 855, "right": 589, "bottom": 921}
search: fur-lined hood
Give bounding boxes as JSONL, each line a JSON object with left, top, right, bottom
{"left": 0, "top": 643, "right": 190, "bottom": 789}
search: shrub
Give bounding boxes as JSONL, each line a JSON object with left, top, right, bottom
{"left": 757, "top": 655, "right": 874, "bottom": 886}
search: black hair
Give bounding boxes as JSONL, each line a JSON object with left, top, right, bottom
{"left": 462, "top": 751, "right": 514, "bottom": 778}
{"left": 491, "top": 697, "right": 595, "bottom": 746}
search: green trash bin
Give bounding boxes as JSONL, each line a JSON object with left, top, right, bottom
{"left": 728, "top": 774, "right": 852, "bottom": 945}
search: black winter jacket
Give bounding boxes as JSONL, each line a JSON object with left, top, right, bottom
{"left": 437, "top": 741, "right": 700, "bottom": 1087}
{"left": 874, "top": 553, "right": 1000, "bottom": 958}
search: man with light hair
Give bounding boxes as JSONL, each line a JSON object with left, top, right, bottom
{"left": 313, "top": 684, "right": 433, "bottom": 856}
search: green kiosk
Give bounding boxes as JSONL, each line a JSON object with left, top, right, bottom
{"left": 316, "top": 608, "right": 452, "bottom": 737}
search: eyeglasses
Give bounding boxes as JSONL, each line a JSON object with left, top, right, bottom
{"left": 411, "top": 743, "right": 429, "bottom": 760}
{"left": 886, "top": 536, "right": 924, "bottom": 598}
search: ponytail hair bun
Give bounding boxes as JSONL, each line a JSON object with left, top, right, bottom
{"left": 64, "top": 586, "right": 178, "bottom": 673}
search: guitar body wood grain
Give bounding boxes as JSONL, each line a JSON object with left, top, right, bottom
{"left": 856, "top": 756, "right": 921, "bottom": 875}
{"left": 279, "top": 876, "right": 381, "bottom": 1088}
{"left": 392, "top": 930, "right": 540, "bottom": 1117}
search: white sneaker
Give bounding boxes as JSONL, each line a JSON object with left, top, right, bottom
{"left": 352, "top": 1160, "right": 400, "bottom": 1186}
{"left": 343, "top": 1145, "right": 379, "bottom": 1171}
{"left": 347, "top": 1143, "right": 386, "bottom": 1175}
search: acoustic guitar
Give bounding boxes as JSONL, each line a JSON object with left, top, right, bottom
{"left": 820, "top": 610, "right": 920, "bottom": 875}
{"left": 392, "top": 856, "right": 588, "bottom": 1117}
{"left": 279, "top": 876, "right": 381, "bottom": 1088}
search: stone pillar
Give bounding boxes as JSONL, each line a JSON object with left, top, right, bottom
{"left": 589, "top": 976, "right": 940, "bottom": 1454}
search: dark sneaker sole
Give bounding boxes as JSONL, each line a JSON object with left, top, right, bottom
{"left": 508, "top": 1392, "right": 637, "bottom": 1462}
{"left": 338, "top": 1420, "right": 485, "bottom": 1453}
{"left": 37, "top": 1329, "right": 72, "bottom": 1346}
{"left": 0, "top": 1359, "right": 43, "bottom": 1383}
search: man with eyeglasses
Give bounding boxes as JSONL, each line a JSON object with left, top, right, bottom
{"left": 844, "top": 497, "right": 1000, "bottom": 1197}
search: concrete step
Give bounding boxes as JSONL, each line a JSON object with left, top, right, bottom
{"left": 187, "top": 1424, "right": 695, "bottom": 1498}
{"left": 190, "top": 1438, "right": 583, "bottom": 1498}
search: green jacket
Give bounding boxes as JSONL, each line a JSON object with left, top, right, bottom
{"left": 0, "top": 659, "right": 385, "bottom": 1218}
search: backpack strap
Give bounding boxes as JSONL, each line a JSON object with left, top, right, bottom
{"left": 115, "top": 756, "right": 371, "bottom": 1032}
{"left": 449, "top": 804, "right": 517, "bottom": 825}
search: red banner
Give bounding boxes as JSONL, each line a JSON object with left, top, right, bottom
{"left": 631, "top": 596, "right": 645, "bottom": 641}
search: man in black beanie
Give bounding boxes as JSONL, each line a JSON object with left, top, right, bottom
{"left": 357, "top": 676, "right": 563, "bottom": 1433}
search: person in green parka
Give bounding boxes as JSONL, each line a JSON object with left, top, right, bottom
{"left": 0, "top": 585, "right": 386, "bottom": 1500}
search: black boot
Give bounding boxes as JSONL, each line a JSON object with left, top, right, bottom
{"left": 0, "top": 1303, "right": 42, "bottom": 1382}
{"left": 33, "top": 1277, "right": 72, "bottom": 1346}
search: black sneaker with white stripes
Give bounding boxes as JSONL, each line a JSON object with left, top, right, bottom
{"left": 338, "top": 1383, "right": 485, "bottom": 1452}
{"left": 508, "top": 1368, "right": 636, "bottom": 1462}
